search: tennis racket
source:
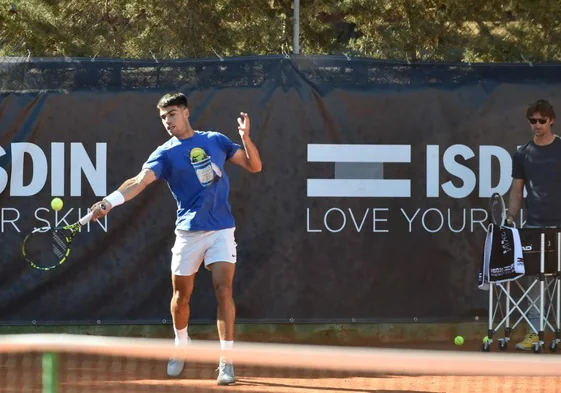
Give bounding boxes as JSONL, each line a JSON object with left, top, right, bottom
{"left": 21, "top": 208, "right": 101, "bottom": 271}
{"left": 488, "top": 192, "right": 506, "bottom": 227}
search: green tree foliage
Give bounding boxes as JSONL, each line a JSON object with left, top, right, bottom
{"left": 342, "top": 0, "right": 561, "bottom": 62}
{"left": 1, "top": 0, "right": 561, "bottom": 62}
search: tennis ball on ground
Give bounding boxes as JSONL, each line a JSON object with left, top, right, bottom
{"left": 454, "top": 336, "right": 464, "bottom": 346}
{"left": 190, "top": 147, "right": 206, "bottom": 162}
{"left": 51, "top": 198, "right": 63, "bottom": 211}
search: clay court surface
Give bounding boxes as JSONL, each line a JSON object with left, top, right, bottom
{"left": 1, "top": 340, "right": 560, "bottom": 393}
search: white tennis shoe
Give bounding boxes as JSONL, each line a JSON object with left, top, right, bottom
{"left": 216, "top": 356, "right": 235, "bottom": 385}
{"left": 167, "top": 337, "right": 191, "bottom": 377}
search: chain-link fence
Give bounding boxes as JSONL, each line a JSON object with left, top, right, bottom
{"left": 0, "top": 34, "right": 31, "bottom": 91}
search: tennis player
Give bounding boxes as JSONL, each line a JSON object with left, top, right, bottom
{"left": 506, "top": 99, "right": 561, "bottom": 350}
{"left": 89, "top": 92, "right": 262, "bottom": 384}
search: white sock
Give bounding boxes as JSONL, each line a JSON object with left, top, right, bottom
{"left": 220, "top": 340, "right": 234, "bottom": 350}
{"left": 174, "top": 326, "right": 189, "bottom": 346}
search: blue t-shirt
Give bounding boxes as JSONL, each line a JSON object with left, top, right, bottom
{"left": 142, "top": 131, "right": 240, "bottom": 231}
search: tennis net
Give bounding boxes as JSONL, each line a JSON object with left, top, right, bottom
{"left": 0, "top": 333, "right": 560, "bottom": 393}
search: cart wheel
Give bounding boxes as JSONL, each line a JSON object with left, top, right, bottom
{"left": 498, "top": 339, "right": 508, "bottom": 351}
{"left": 549, "top": 341, "right": 558, "bottom": 353}
{"left": 532, "top": 342, "right": 542, "bottom": 353}
{"left": 482, "top": 342, "right": 491, "bottom": 352}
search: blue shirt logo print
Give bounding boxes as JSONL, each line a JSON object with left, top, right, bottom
{"left": 189, "top": 147, "right": 220, "bottom": 188}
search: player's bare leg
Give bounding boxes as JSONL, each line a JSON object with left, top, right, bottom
{"left": 171, "top": 273, "right": 196, "bottom": 333}
{"left": 167, "top": 273, "right": 196, "bottom": 377}
{"left": 211, "top": 263, "right": 236, "bottom": 340}
{"left": 210, "top": 262, "right": 236, "bottom": 385}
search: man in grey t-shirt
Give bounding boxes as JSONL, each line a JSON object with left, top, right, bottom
{"left": 507, "top": 99, "right": 561, "bottom": 350}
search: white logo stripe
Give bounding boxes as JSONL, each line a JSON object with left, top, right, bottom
{"left": 307, "top": 179, "right": 411, "bottom": 197}
{"left": 307, "top": 144, "right": 411, "bottom": 163}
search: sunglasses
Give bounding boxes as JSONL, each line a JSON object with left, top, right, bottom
{"left": 528, "top": 118, "right": 548, "bottom": 124}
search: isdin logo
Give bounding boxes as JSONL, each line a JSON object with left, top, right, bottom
{"left": 307, "top": 144, "right": 513, "bottom": 198}
{"left": 0, "top": 142, "right": 107, "bottom": 196}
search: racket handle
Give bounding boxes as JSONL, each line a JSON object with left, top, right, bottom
{"left": 79, "top": 211, "right": 94, "bottom": 226}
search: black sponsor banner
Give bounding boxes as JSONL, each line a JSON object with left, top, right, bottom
{"left": 1, "top": 56, "right": 560, "bottom": 324}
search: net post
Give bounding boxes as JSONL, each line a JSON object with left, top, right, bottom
{"left": 42, "top": 351, "right": 58, "bottom": 393}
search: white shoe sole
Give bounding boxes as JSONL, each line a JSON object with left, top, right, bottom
{"left": 217, "top": 377, "right": 236, "bottom": 385}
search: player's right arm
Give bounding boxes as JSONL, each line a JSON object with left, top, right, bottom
{"left": 90, "top": 168, "right": 157, "bottom": 221}
{"left": 114, "top": 168, "right": 157, "bottom": 202}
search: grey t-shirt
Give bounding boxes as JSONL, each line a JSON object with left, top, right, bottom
{"left": 512, "top": 135, "right": 561, "bottom": 226}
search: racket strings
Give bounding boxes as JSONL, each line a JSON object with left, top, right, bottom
{"left": 52, "top": 231, "right": 68, "bottom": 259}
{"left": 23, "top": 229, "right": 70, "bottom": 269}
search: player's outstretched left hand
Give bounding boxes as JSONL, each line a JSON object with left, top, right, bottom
{"left": 237, "top": 112, "right": 250, "bottom": 140}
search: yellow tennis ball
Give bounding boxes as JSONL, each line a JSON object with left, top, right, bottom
{"left": 483, "top": 336, "right": 489, "bottom": 343}
{"left": 454, "top": 336, "right": 464, "bottom": 346}
{"left": 51, "top": 198, "right": 63, "bottom": 211}
{"left": 190, "top": 147, "right": 206, "bottom": 162}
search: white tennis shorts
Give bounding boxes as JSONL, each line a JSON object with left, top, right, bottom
{"left": 170, "top": 227, "right": 237, "bottom": 276}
